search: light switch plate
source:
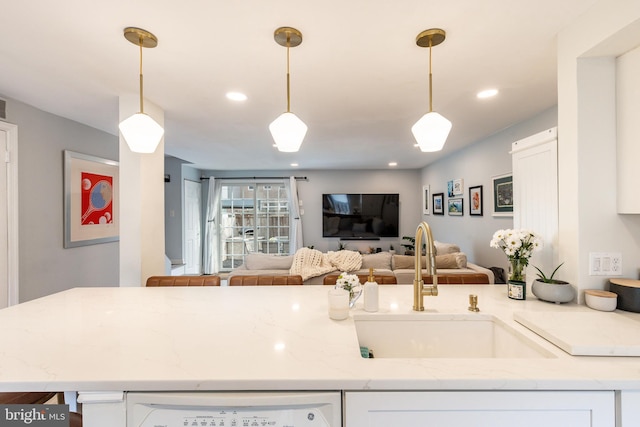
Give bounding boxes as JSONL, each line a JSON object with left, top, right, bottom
{"left": 589, "top": 252, "right": 622, "bottom": 276}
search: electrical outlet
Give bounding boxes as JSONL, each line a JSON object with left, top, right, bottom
{"left": 610, "top": 253, "right": 622, "bottom": 274}
{"left": 589, "top": 252, "right": 622, "bottom": 276}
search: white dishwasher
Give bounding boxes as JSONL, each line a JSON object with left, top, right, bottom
{"left": 125, "top": 391, "right": 342, "bottom": 427}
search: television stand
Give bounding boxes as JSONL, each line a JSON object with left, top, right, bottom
{"left": 339, "top": 237, "right": 381, "bottom": 241}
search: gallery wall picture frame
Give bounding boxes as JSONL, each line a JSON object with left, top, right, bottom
{"left": 492, "top": 173, "right": 513, "bottom": 217}
{"left": 448, "top": 198, "right": 464, "bottom": 216}
{"left": 433, "top": 193, "right": 444, "bottom": 215}
{"left": 452, "top": 178, "right": 464, "bottom": 195}
{"left": 64, "top": 150, "right": 119, "bottom": 248}
{"left": 422, "top": 185, "right": 430, "bottom": 215}
{"left": 469, "top": 185, "right": 483, "bottom": 216}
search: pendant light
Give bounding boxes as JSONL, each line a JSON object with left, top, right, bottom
{"left": 118, "top": 27, "right": 164, "bottom": 154}
{"left": 269, "top": 27, "right": 307, "bottom": 153}
{"left": 412, "top": 28, "right": 452, "bottom": 152}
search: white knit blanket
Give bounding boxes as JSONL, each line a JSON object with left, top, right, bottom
{"left": 289, "top": 248, "right": 362, "bottom": 281}
{"left": 326, "top": 250, "right": 363, "bottom": 272}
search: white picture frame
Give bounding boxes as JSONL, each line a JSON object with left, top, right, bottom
{"left": 64, "top": 150, "right": 119, "bottom": 248}
{"left": 453, "top": 178, "right": 464, "bottom": 195}
{"left": 422, "top": 185, "right": 430, "bottom": 215}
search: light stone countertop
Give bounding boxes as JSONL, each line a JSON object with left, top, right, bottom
{"left": 0, "top": 285, "right": 639, "bottom": 393}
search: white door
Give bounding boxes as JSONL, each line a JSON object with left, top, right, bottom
{"left": 0, "top": 122, "right": 18, "bottom": 307}
{"left": 184, "top": 180, "right": 202, "bottom": 275}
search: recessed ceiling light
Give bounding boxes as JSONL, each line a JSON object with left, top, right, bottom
{"left": 226, "top": 91, "right": 248, "bottom": 102}
{"left": 290, "top": 163, "right": 299, "bottom": 167}
{"left": 388, "top": 162, "right": 398, "bottom": 167}
{"left": 477, "top": 89, "right": 498, "bottom": 99}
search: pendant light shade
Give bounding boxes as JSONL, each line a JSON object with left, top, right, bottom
{"left": 118, "top": 112, "right": 165, "bottom": 153}
{"left": 413, "top": 28, "right": 451, "bottom": 152}
{"left": 412, "top": 111, "right": 452, "bottom": 152}
{"left": 119, "top": 27, "right": 164, "bottom": 154}
{"left": 270, "top": 27, "right": 306, "bottom": 152}
{"left": 269, "top": 112, "right": 308, "bottom": 152}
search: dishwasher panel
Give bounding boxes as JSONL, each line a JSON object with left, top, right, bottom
{"left": 126, "top": 391, "right": 341, "bottom": 427}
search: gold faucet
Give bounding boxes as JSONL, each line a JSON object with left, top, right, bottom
{"left": 413, "top": 221, "right": 438, "bottom": 311}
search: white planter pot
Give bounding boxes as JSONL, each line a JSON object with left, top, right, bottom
{"left": 531, "top": 280, "right": 576, "bottom": 304}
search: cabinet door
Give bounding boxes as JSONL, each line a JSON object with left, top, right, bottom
{"left": 345, "top": 391, "right": 614, "bottom": 427}
{"left": 620, "top": 390, "right": 640, "bottom": 427}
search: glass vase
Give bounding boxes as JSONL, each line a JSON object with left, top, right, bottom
{"left": 336, "top": 283, "right": 362, "bottom": 308}
{"left": 507, "top": 258, "right": 527, "bottom": 300}
{"left": 508, "top": 258, "right": 526, "bottom": 282}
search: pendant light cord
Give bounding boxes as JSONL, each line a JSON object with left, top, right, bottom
{"left": 428, "top": 37, "right": 433, "bottom": 113}
{"left": 139, "top": 37, "right": 145, "bottom": 114}
{"left": 286, "top": 32, "right": 291, "bottom": 113}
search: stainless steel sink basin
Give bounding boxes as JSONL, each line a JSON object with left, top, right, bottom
{"left": 354, "top": 313, "right": 555, "bottom": 359}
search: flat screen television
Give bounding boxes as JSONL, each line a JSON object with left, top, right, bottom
{"left": 322, "top": 193, "right": 399, "bottom": 239}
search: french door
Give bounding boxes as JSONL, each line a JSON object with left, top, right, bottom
{"left": 219, "top": 182, "right": 290, "bottom": 271}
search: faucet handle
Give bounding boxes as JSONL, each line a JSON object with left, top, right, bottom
{"left": 468, "top": 294, "right": 480, "bottom": 312}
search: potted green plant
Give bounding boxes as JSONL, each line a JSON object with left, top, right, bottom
{"left": 401, "top": 236, "right": 415, "bottom": 255}
{"left": 531, "top": 262, "right": 576, "bottom": 304}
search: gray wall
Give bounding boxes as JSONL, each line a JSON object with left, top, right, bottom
{"left": 164, "top": 156, "right": 186, "bottom": 264}
{"left": 200, "top": 169, "right": 423, "bottom": 254}
{"left": 4, "top": 96, "right": 119, "bottom": 302}
{"left": 164, "top": 157, "right": 201, "bottom": 265}
{"left": 420, "top": 106, "right": 558, "bottom": 273}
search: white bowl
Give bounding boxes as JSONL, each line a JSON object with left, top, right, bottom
{"left": 585, "top": 290, "right": 617, "bottom": 312}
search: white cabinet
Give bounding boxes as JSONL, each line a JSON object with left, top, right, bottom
{"left": 345, "top": 391, "right": 615, "bottom": 427}
{"left": 616, "top": 46, "right": 640, "bottom": 213}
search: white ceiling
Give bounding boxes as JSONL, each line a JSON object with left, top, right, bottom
{"left": 0, "top": 0, "right": 597, "bottom": 170}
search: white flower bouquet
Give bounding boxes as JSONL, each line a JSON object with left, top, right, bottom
{"left": 490, "top": 229, "right": 543, "bottom": 281}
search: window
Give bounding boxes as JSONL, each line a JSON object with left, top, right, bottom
{"left": 219, "top": 181, "right": 290, "bottom": 271}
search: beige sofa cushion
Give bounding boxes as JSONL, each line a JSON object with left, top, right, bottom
{"left": 392, "top": 253, "right": 467, "bottom": 269}
{"left": 393, "top": 255, "right": 425, "bottom": 269}
{"left": 361, "top": 252, "right": 392, "bottom": 270}
{"left": 437, "top": 252, "right": 467, "bottom": 269}
{"left": 245, "top": 253, "right": 293, "bottom": 270}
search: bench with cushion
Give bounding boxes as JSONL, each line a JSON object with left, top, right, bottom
{"left": 146, "top": 276, "right": 221, "bottom": 287}
{"left": 228, "top": 275, "right": 304, "bottom": 286}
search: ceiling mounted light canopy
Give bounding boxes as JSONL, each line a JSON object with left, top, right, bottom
{"left": 118, "top": 27, "right": 164, "bottom": 154}
{"left": 269, "top": 26, "right": 307, "bottom": 153}
{"left": 412, "top": 28, "right": 452, "bottom": 153}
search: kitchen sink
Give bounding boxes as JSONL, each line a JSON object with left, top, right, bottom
{"left": 354, "top": 313, "right": 555, "bottom": 359}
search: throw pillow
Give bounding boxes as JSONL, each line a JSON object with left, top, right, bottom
{"left": 245, "top": 253, "right": 293, "bottom": 270}
{"left": 392, "top": 253, "right": 466, "bottom": 269}
{"left": 361, "top": 251, "right": 392, "bottom": 270}
{"left": 392, "top": 254, "right": 426, "bottom": 269}
{"left": 434, "top": 240, "right": 461, "bottom": 255}
{"left": 435, "top": 252, "right": 467, "bottom": 269}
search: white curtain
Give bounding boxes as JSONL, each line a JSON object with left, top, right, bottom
{"left": 203, "top": 177, "right": 221, "bottom": 274}
{"left": 288, "top": 176, "right": 303, "bottom": 254}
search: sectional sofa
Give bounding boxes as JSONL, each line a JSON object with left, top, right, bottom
{"left": 228, "top": 242, "right": 495, "bottom": 285}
